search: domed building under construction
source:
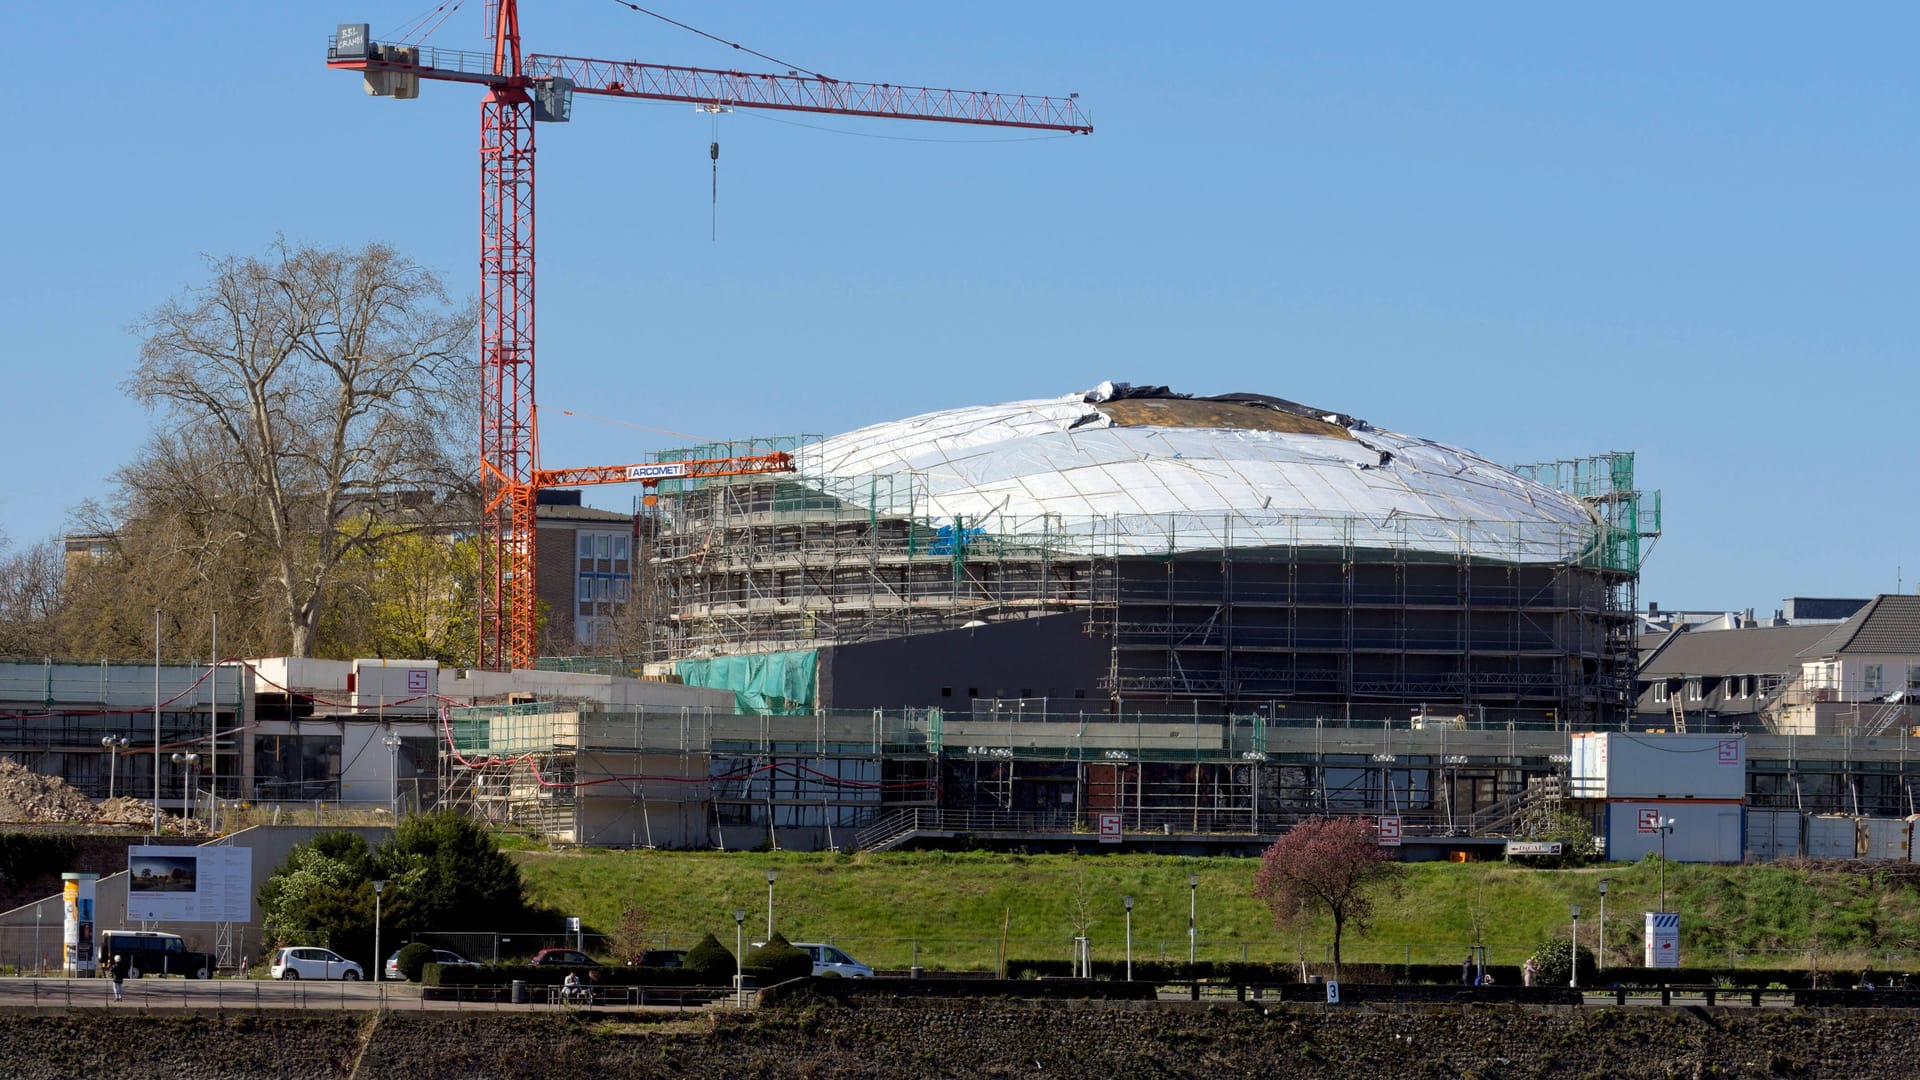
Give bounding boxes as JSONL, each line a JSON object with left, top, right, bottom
{"left": 452, "top": 381, "right": 1661, "bottom": 848}
{"left": 641, "top": 382, "right": 1654, "bottom": 729}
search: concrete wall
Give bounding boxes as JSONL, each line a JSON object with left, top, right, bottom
{"left": 0, "top": 825, "right": 391, "bottom": 968}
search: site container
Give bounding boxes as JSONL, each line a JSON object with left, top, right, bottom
{"left": 1804, "top": 815, "right": 1857, "bottom": 860}
{"left": 1744, "top": 809, "right": 1802, "bottom": 862}
{"left": 1570, "top": 733, "right": 1746, "bottom": 800}
{"left": 1858, "top": 817, "right": 1912, "bottom": 862}
{"left": 1602, "top": 800, "right": 1744, "bottom": 863}
{"left": 349, "top": 658, "right": 440, "bottom": 715}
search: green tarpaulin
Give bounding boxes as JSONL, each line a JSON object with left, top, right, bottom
{"left": 675, "top": 650, "right": 818, "bottom": 716}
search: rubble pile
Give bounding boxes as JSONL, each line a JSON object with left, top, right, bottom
{"left": 0, "top": 761, "right": 202, "bottom": 834}
{"left": 0, "top": 759, "right": 102, "bottom": 823}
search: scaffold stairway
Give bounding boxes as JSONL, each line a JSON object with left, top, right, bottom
{"left": 855, "top": 808, "right": 922, "bottom": 852}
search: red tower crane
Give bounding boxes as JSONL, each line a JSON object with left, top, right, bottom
{"left": 326, "top": 5, "right": 1091, "bottom": 671}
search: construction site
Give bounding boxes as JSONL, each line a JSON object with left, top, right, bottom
{"left": 438, "top": 383, "right": 1679, "bottom": 851}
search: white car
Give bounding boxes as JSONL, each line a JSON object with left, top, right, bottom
{"left": 270, "top": 946, "right": 364, "bottom": 981}
{"left": 384, "top": 948, "right": 475, "bottom": 981}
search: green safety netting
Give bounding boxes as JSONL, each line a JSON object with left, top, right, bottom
{"left": 675, "top": 649, "right": 818, "bottom": 716}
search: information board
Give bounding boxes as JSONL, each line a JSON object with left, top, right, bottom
{"left": 126, "top": 846, "right": 252, "bottom": 923}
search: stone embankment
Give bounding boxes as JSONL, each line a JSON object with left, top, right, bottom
{"left": 0, "top": 998, "right": 1918, "bottom": 1078}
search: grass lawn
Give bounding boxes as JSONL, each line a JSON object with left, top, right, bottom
{"left": 511, "top": 846, "right": 1920, "bottom": 974}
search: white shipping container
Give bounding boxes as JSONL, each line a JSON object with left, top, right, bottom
{"left": 1858, "top": 817, "right": 1911, "bottom": 862}
{"left": 1908, "top": 816, "right": 1920, "bottom": 864}
{"left": 1604, "top": 801, "right": 1744, "bottom": 863}
{"left": 1805, "top": 815, "right": 1857, "bottom": 860}
{"left": 350, "top": 659, "right": 439, "bottom": 715}
{"left": 1745, "top": 809, "right": 1803, "bottom": 862}
{"left": 1571, "top": 732, "right": 1746, "bottom": 800}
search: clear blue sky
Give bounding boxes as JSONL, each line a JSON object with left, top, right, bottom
{"left": 4, "top": 2, "right": 1916, "bottom": 616}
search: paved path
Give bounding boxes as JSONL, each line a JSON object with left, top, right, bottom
{"left": 0, "top": 976, "right": 722, "bottom": 1013}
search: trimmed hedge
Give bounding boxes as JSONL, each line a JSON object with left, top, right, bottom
{"left": 1001, "top": 958, "right": 1849, "bottom": 990}
{"left": 744, "top": 934, "right": 813, "bottom": 985}
{"left": 423, "top": 961, "right": 795, "bottom": 989}
{"left": 395, "top": 943, "right": 436, "bottom": 983}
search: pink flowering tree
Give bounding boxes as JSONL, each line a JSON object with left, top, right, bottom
{"left": 1253, "top": 816, "right": 1406, "bottom": 977}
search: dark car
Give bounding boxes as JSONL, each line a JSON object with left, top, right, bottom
{"left": 637, "top": 949, "right": 686, "bottom": 969}
{"left": 529, "top": 948, "right": 598, "bottom": 966}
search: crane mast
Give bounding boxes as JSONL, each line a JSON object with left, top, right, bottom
{"left": 326, "top": 2, "right": 1090, "bottom": 670}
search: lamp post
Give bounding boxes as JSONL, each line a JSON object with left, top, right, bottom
{"left": 733, "top": 908, "right": 747, "bottom": 1007}
{"left": 101, "top": 736, "right": 128, "bottom": 801}
{"left": 1187, "top": 874, "right": 1199, "bottom": 968}
{"left": 1597, "top": 879, "right": 1609, "bottom": 970}
{"left": 1657, "top": 818, "right": 1676, "bottom": 913}
{"left": 372, "top": 880, "right": 385, "bottom": 981}
{"left": 766, "top": 869, "right": 778, "bottom": 941}
{"left": 1570, "top": 904, "right": 1581, "bottom": 989}
{"left": 1124, "top": 896, "right": 1134, "bottom": 982}
{"left": 382, "top": 734, "right": 404, "bottom": 820}
{"left": 170, "top": 752, "right": 200, "bottom": 826}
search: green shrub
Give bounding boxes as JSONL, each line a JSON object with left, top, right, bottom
{"left": 395, "top": 943, "right": 436, "bottom": 983}
{"left": 1529, "top": 939, "right": 1597, "bottom": 987}
{"left": 683, "top": 933, "right": 736, "bottom": 986}
{"left": 744, "top": 932, "right": 812, "bottom": 984}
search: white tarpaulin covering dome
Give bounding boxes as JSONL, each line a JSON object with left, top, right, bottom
{"left": 798, "top": 383, "right": 1601, "bottom": 562}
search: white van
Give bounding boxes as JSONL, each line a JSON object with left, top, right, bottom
{"left": 99, "top": 930, "right": 215, "bottom": 979}
{"left": 789, "top": 942, "right": 873, "bottom": 978}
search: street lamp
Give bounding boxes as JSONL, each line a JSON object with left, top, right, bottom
{"left": 382, "top": 734, "right": 404, "bottom": 820}
{"left": 1597, "top": 879, "right": 1609, "bottom": 970}
{"left": 1657, "top": 818, "right": 1676, "bottom": 913}
{"left": 1570, "top": 904, "right": 1581, "bottom": 989}
{"left": 732, "top": 908, "right": 748, "bottom": 1007}
{"left": 170, "top": 752, "right": 200, "bottom": 826}
{"left": 1188, "top": 874, "right": 1199, "bottom": 968}
{"left": 372, "top": 880, "right": 386, "bottom": 982}
{"left": 766, "top": 869, "right": 778, "bottom": 941}
{"left": 101, "top": 736, "right": 129, "bottom": 801}
{"left": 1123, "top": 896, "right": 1134, "bottom": 982}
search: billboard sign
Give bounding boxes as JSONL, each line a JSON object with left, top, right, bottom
{"left": 126, "top": 846, "right": 252, "bottom": 923}
{"left": 1377, "top": 816, "right": 1402, "bottom": 846}
{"left": 1097, "top": 813, "right": 1122, "bottom": 843}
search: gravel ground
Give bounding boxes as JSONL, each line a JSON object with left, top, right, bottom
{"left": 5, "top": 999, "right": 1920, "bottom": 1078}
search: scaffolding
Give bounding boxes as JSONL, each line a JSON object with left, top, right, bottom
{"left": 638, "top": 444, "right": 1659, "bottom": 726}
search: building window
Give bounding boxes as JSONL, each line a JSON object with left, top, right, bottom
{"left": 1688, "top": 679, "right": 1702, "bottom": 702}
{"left": 1908, "top": 664, "right": 1920, "bottom": 692}
{"left": 1864, "top": 663, "right": 1884, "bottom": 693}
{"left": 1652, "top": 682, "right": 1669, "bottom": 703}
{"left": 578, "top": 577, "right": 594, "bottom": 616}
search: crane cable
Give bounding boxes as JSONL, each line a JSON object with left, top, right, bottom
{"left": 601, "top": 0, "right": 826, "bottom": 79}
{"left": 705, "top": 103, "right": 727, "bottom": 241}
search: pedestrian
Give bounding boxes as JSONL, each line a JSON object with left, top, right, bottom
{"left": 109, "top": 953, "right": 129, "bottom": 1002}
{"left": 1461, "top": 954, "right": 1473, "bottom": 986}
{"left": 1522, "top": 956, "right": 1537, "bottom": 987}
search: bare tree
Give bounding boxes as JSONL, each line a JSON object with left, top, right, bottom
{"left": 0, "top": 533, "right": 64, "bottom": 656}
{"left": 126, "top": 238, "right": 474, "bottom": 656}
